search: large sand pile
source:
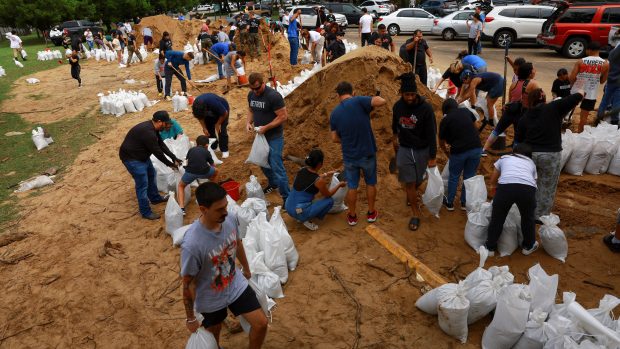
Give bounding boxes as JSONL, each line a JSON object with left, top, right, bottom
{"left": 134, "top": 15, "right": 206, "bottom": 50}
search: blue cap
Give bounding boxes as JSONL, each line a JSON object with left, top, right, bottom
{"left": 460, "top": 69, "right": 474, "bottom": 82}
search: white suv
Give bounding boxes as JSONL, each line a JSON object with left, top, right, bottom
{"left": 359, "top": 0, "right": 394, "bottom": 16}
{"left": 289, "top": 6, "right": 349, "bottom": 29}
{"left": 483, "top": 4, "right": 556, "bottom": 48}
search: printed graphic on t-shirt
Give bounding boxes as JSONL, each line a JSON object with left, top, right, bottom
{"left": 399, "top": 114, "right": 418, "bottom": 129}
{"left": 208, "top": 233, "right": 238, "bottom": 291}
{"left": 572, "top": 56, "right": 605, "bottom": 100}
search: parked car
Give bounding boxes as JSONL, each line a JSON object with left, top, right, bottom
{"left": 289, "top": 5, "right": 349, "bottom": 29}
{"left": 194, "top": 4, "right": 214, "bottom": 13}
{"left": 359, "top": 0, "right": 392, "bottom": 16}
{"left": 322, "top": 2, "right": 370, "bottom": 25}
{"left": 482, "top": 4, "right": 556, "bottom": 48}
{"left": 50, "top": 20, "right": 103, "bottom": 46}
{"left": 538, "top": 2, "right": 620, "bottom": 59}
{"left": 431, "top": 10, "right": 475, "bottom": 40}
{"left": 378, "top": 8, "right": 436, "bottom": 36}
{"left": 419, "top": 0, "right": 458, "bottom": 17}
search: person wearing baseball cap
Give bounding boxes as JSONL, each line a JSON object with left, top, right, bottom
{"left": 119, "top": 111, "right": 182, "bottom": 220}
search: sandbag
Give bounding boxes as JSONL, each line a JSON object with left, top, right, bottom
{"left": 172, "top": 225, "right": 191, "bottom": 247}
{"left": 165, "top": 135, "right": 191, "bottom": 161}
{"left": 564, "top": 133, "right": 595, "bottom": 175}
{"left": 422, "top": 166, "right": 444, "bottom": 217}
{"left": 489, "top": 265, "right": 514, "bottom": 287}
{"left": 300, "top": 50, "right": 312, "bottom": 64}
{"left": 437, "top": 282, "right": 470, "bottom": 343}
{"left": 585, "top": 138, "right": 617, "bottom": 174}
{"left": 328, "top": 172, "right": 348, "bottom": 213}
{"left": 481, "top": 284, "right": 531, "bottom": 349}
{"left": 467, "top": 277, "right": 503, "bottom": 325}
{"left": 14, "top": 175, "right": 54, "bottom": 193}
{"left": 174, "top": 170, "right": 192, "bottom": 207}
{"left": 151, "top": 155, "right": 176, "bottom": 192}
{"left": 497, "top": 204, "right": 520, "bottom": 257}
{"left": 567, "top": 297, "right": 620, "bottom": 346}
{"left": 512, "top": 308, "right": 549, "bottom": 349}
{"left": 255, "top": 212, "right": 288, "bottom": 284}
{"left": 415, "top": 287, "right": 440, "bottom": 315}
{"left": 270, "top": 206, "right": 299, "bottom": 270}
{"left": 132, "top": 94, "right": 145, "bottom": 111}
{"left": 464, "top": 175, "right": 487, "bottom": 212}
{"left": 441, "top": 161, "right": 450, "bottom": 195}
{"left": 463, "top": 246, "right": 492, "bottom": 288}
{"left": 464, "top": 202, "right": 491, "bottom": 251}
{"left": 560, "top": 130, "right": 575, "bottom": 171}
{"left": 608, "top": 143, "right": 620, "bottom": 176}
{"left": 239, "top": 278, "right": 272, "bottom": 333}
{"left": 185, "top": 327, "right": 218, "bottom": 349}
{"left": 249, "top": 251, "right": 284, "bottom": 299}
{"left": 587, "top": 294, "right": 620, "bottom": 330}
{"left": 238, "top": 206, "right": 257, "bottom": 239}
{"left": 246, "top": 133, "right": 271, "bottom": 169}
{"left": 528, "top": 263, "right": 558, "bottom": 315}
{"left": 245, "top": 175, "right": 266, "bottom": 200}
{"left": 31, "top": 127, "right": 49, "bottom": 150}
{"left": 539, "top": 213, "right": 568, "bottom": 262}
{"left": 123, "top": 99, "right": 138, "bottom": 113}
{"left": 165, "top": 193, "right": 184, "bottom": 234}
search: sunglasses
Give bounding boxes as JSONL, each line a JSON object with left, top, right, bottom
{"left": 250, "top": 85, "right": 262, "bottom": 91}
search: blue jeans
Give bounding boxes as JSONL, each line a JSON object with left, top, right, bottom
{"left": 215, "top": 54, "right": 224, "bottom": 79}
{"left": 123, "top": 159, "right": 165, "bottom": 217}
{"left": 447, "top": 147, "right": 482, "bottom": 205}
{"left": 288, "top": 36, "right": 299, "bottom": 65}
{"left": 261, "top": 136, "right": 290, "bottom": 200}
{"left": 597, "top": 83, "right": 620, "bottom": 124}
{"left": 285, "top": 189, "right": 334, "bottom": 222}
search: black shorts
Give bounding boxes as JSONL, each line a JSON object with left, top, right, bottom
{"left": 200, "top": 285, "right": 261, "bottom": 328}
{"left": 580, "top": 98, "right": 596, "bottom": 111}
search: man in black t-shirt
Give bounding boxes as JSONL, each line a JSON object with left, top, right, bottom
{"left": 248, "top": 12, "right": 261, "bottom": 59}
{"left": 400, "top": 30, "right": 433, "bottom": 85}
{"left": 370, "top": 24, "right": 394, "bottom": 52}
{"left": 127, "top": 31, "right": 143, "bottom": 66}
{"left": 551, "top": 68, "right": 571, "bottom": 99}
{"left": 246, "top": 73, "right": 290, "bottom": 204}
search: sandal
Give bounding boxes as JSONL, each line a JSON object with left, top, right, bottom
{"left": 409, "top": 217, "right": 420, "bottom": 231}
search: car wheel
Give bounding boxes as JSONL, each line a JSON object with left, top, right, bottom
{"left": 563, "top": 37, "right": 587, "bottom": 59}
{"left": 388, "top": 24, "right": 400, "bottom": 36}
{"left": 493, "top": 30, "right": 515, "bottom": 48}
{"left": 442, "top": 29, "right": 456, "bottom": 41}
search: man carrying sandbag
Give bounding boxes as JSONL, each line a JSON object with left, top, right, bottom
{"left": 119, "top": 111, "right": 182, "bottom": 220}
{"left": 181, "top": 182, "right": 268, "bottom": 348}
{"left": 192, "top": 93, "right": 230, "bottom": 159}
{"left": 246, "top": 72, "right": 290, "bottom": 206}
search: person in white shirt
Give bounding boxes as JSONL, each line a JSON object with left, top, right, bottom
{"left": 5, "top": 31, "right": 26, "bottom": 61}
{"left": 358, "top": 8, "right": 373, "bottom": 47}
{"left": 124, "top": 21, "right": 132, "bottom": 34}
{"left": 301, "top": 29, "right": 325, "bottom": 66}
{"left": 142, "top": 26, "right": 153, "bottom": 50}
{"left": 84, "top": 29, "right": 94, "bottom": 51}
{"left": 486, "top": 143, "right": 539, "bottom": 256}
{"left": 217, "top": 26, "right": 229, "bottom": 43}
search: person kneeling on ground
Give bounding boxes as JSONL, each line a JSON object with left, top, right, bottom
{"left": 285, "top": 149, "right": 346, "bottom": 231}
{"left": 485, "top": 143, "right": 539, "bottom": 256}
{"left": 439, "top": 98, "right": 481, "bottom": 212}
{"left": 178, "top": 135, "right": 218, "bottom": 215}
{"left": 159, "top": 118, "right": 184, "bottom": 140}
{"left": 603, "top": 208, "right": 620, "bottom": 253}
{"left": 181, "top": 182, "right": 267, "bottom": 348}
{"left": 392, "top": 73, "right": 437, "bottom": 231}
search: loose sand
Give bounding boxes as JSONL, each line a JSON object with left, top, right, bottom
{"left": 0, "top": 37, "right": 618, "bottom": 348}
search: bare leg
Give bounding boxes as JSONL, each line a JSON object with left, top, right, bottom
{"left": 178, "top": 181, "right": 187, "bottom": 209}
{"left": 346, "top": 188, "right": 358, "bottom": 217}
{"left": 206, "top": 323, "right": 222, "bottom": 347}
{"left": 578, "top": 109, "right": 589, "bottom": 133}
{"left": 406, "top": 183, "right": 420, "bottom": 217}
{"left": 242, "top": 308, "right": 268, "bottom": 349}
{"left": 367, "top": 185, "right": 376, "bottom": 213}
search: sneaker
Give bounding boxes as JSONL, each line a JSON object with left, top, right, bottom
{"left": 181, "top": 207, "right": 186, "bottom": 216}
{"left": 460, "top": 203, "right": 467, "bottom": 211}
{"left": 151, "top": 194, "right": 169, "bottom": 205}
{"left": 347, "top": 214, "right": 358, "bottom": 226}
{"left": 303, "top": 221, "right": 319, "bottom": 231}
{"left": 487, "top": 250, "right": 495, "bottom": 257}
{"left": 158, "top": 92, "right": 163, "bottom": 97}
{"left": 481, "top": 150, "right": 488, "bottom": 157}
{"left": 165, "top": 96, "right": 172, "bottom": 101}
{"left": 263, "top": 184, "right": 277, "bottom": 194}
{"left": 535, "top": 219, "right": 543, "bottom": 225}
{"left": 443, "top": 196, "right": 454, "bottom": 211}
{"left": 367, "top": 210, "right": 378, "bottom": 223}
{"left": 222, "top": 151, "right": 230, "bottom": 159}
{"left": 143, "top": 212, "right": 161, "bottom": 220}
{"left": 603, "top": 234, "right": 620, "bottom": 253}
{"left": 522, "top": 241, "right": 540, "bottom": 256}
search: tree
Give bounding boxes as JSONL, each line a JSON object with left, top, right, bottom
{"left": 0, "top": 0, "right": 95, "bottom": 32}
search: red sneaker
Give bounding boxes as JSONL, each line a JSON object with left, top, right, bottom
{"left": 347, "top": 214, "right": 358, "bottom": 226}
{"left": 367, "top": 210, "right": 378, "bottom": 223}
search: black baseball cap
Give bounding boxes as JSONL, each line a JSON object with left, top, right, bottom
{"left": 153, "top": 110, "right": 171, "bottom": 123}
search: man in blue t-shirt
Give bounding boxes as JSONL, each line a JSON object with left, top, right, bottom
{"left": 192, "top": 93, "right": 230, "bottom": 157}
{"left": 211, "top": 42, "right": 233, "bottom": 79}
{"left": 330, "top": 81, "right": 386, "bottom": 226}
{"left": 287, "top": 9, "right": 301, "bottom": 66}
{"left": 164, "top": 50, "right": 194, "bottom": 99}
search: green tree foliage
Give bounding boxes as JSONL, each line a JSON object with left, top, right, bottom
{"left": 0, "top": 0, "right": 95, "bottom": 31}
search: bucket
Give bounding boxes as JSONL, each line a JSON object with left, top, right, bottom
{"left": 188, "top": 95, "right": 195, "bottom": 105}
{"left": 221, "top": 180, "right": 240, "bottom": 201}
{"left": 238, "top": 74, "right": 249, "bottom": 86}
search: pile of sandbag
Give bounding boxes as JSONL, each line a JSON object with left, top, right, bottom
{"left": 98, "top": 89, "right": 154, "bottom": 117}
{"left": 36, "top": 50, "right": 63, "bottom": 61}
{"left": 563, "top": 122, "right": 620, "bottom": 176}
{"left": 417, "top": 257, "right": 620, "bottom": 348}
{"left": 31, "top": 126, "right": 54, "bottom": 151}
{"left": 270, "top": 63, "right": 322, "bottom": 98}
{"left": 172, "top": 92, "right": 189, "bottom": 112}
{"left": 427, "top": 66, "right": 446, "bottom": 98}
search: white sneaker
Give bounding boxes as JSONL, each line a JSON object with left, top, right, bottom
{"left": 222, "top": 151, "right": 229, "bottom": 159}
{"left": 303, "top": 221, "right": 319, "bottom": 231}
{"left": 487, "top": 250, "right": 495, "bottom": 257}
{"left": 522, "top": 241, "right": 539, "bottom": 256}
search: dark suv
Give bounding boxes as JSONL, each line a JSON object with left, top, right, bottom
{"left": 420, "top": 0, "right": 458, "bottom": 17}
{"left": 538, "top": 1, "right": 620, "bottom": 58}
{"left": 50, "top": 20, "right": 103, "bottom": 46}
{"left": 322, "top": 2, "right": 367, "bottom": 24}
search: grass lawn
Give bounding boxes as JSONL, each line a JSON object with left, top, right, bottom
{"left": 0, "top": 34, "right": 112, "bottom": 228}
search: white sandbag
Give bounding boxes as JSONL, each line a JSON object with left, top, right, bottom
{"left": 26, "top": 78, "right": 39, "bottom": 84}
{"left": 464, "top": 202, "right": 491, "bottom": 251}
{"left": 415, "top": 287, "right": 440, "bottom": 315}
{"left": 249, "top": 252, "right": 284, "bottom": 299}
{"left": 539, "top": 213, "right": 568, "bottom": 262}
{"left": 255, "top": 212, "right": 288, "bottom": 284}
{"left": 14, "top": 60, "right": 23, "bottom": 68}
{"left": 165, "top": 192, "right": 183, "bottom": 234}
{"left": 441, "top": 161, "right": 450, "bottom": 194}
{"left": 185, "top": 327, "right": 218, "bottom": 349}
{"left": 475, "top": 91, "right": 499, "bottom": 125}
{"left": 585, "top": 138, "right": 617, "bottom": 174}
{"left": 31, "top": 127, "right": 49, "bottom": 150}
{"left": 178, "top": 95, "right": 189, "bottom": 111}
{"left": 587, "top": 294, "right": 620, "bottom": 330}
{"left": 567, "top": 298, "right": 620, "bottom": 346}
{"left": 245, "top": 175, "right": 266, "bottom": 200}
{"left": 173, "top": 225, "right": 191, "bottom": 246}
{"left": 165, "top": 135, "right": 191, "bottom": 160}
{"left": 241, "top": 198, "right": 268, "bottom": 215}
{"left": 528, "top": 263, "right": 558, "bottom": 314}
{"left": 498, "top": 204, "right": 520, "bottom": 257}
{"left": 239, "top": 278, "right": 273, "bottom": 333}
{"left": 0, "top": 66, "right": 5, "bottom": 77}
{"left": 609, "top": 143, "right": 620, "bottom": 176}
{"left": 14, "top": 175, "right": 54, "bottom": 193}
{"left": 560, "top": 130, "right": 574, "bottom": 171}
{"left": 464, "top": 175, "right": 487, "bottom": 212}
{"left": 227, "top": 195, "right": 240, "bottom": 215}
{"left": 463, "top": 246, "right": 492, "bottom": 288}
{"left": 512, "top": 308, "right": 549, "bottom": 349}
{"left": 123, "top": 99, "right": 138, "bottom": 113}
{"left": 270, "top": 206, "right": 299, "bottom": 270}
{"left": 246, "top": 133, "right": 271, "bottom": 169}
{"left": 437, "top": 282, "right": 470, "bottom": 343}
{"left": 467, "top": 277, "right": 503, "bottom": 325}
{"left": 422, "top": 166, "right": 444, "bottom": 217}
{"left": 489, "top": 265, "right": 514, "bottom": 287}
{"left": 172, "top": 92, "right": 180, "bottom": 111}
{"left": 481, "top": 284, "right": 531, "bottom": 349}
{"left": 113, "top": 100, "right": 125, "bottom": 117}
{"left": 132, "top": 94, "right": 145, "bottom": 111}
{"left": 138, "top": 92, "right": 151, "bottom": 107}
{"left": 565, "top": 133, "right": 595, "bottom": 175}
{"left": 300, "top": 50, "right": 312, "bottom": 64}
{"left": 151, "top": 155, "right": 176, "bottom": 192}
{"left": 544, "top": 315, "right": 579, "bottom": 349}
{"left": 238, "top": 206, "right": 257, "bottom": 239}
{"left": 328, "top": 172, "right": 348, "bottom": 213}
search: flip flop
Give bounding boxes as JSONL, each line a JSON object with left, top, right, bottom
{"left": 409, "top": 217, "right": 420, "bottom": 231}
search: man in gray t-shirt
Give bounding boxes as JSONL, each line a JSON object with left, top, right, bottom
{"left": 246, "top": 72, "right": 290, "bottom": 204}
{"left": 181, "top": 182, "right": 267, "bottom": 347}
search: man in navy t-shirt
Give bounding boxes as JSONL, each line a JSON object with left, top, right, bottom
{"left": 330, "top": 81, "right": 386, "bottom": 226}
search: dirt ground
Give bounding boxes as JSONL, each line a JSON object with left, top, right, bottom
{"left": 0, "top": 33, "right": 619, "bottom": 349}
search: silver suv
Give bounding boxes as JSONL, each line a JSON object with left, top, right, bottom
{"left": 482, "top": 4, "right": 556, "bottom": 48}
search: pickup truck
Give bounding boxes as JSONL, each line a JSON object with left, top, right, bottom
{"left": 50, "top": 20, "right": 103, "bottom": 46}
